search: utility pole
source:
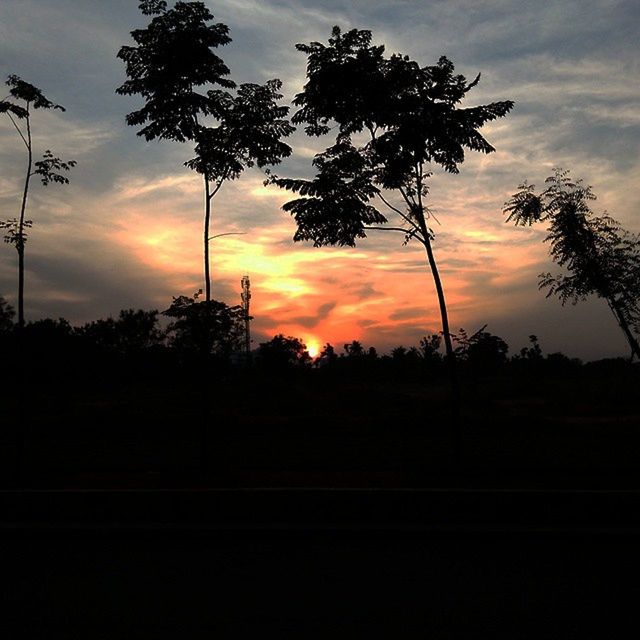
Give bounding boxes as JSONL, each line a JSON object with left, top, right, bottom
{"left": 241, "top": 275, "right": 251, "bottom": 358}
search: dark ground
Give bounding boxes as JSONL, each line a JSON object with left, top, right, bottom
{"left": 1, "top": 364, "right": 639, "bottom": 488}
{"left": 3, "top": 489, "right": 640, "bottom": 637}
{"left": 1, "top": 366, "right": 639, "bottom": 636}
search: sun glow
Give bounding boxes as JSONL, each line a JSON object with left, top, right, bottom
{"left": 306, "top": 339, "right": 320, "bottom": 358}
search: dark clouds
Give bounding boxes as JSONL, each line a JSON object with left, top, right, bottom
{"left": 290, "top": 301, "right": 337, "bottom": 328}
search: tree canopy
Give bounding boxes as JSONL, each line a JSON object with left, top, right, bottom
{"left": 270, "top": 26, "right": 514, "bottom": 417}
{"left": 184, "top": 79, "right": 294, "bottom": 184}
{"left": 272, "top": 26, "right": 514, "bottom": 247}
{"left": 504, "top": 169, "right": 640, "bottom": 360}
{"left": 163, "top": 292, "right": 245, "bottom": 357}
{"left": 116, "top": 1, "right": 234, "bottom": 143}
{"left": 117, "top": 1, "right": 293, "bottom": 302}
{"left": 0, "top": 75, "right": 75, "bottom": 327}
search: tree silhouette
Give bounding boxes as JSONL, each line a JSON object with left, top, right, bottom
{"left": 163, "top": 291, "right": 244, "bottom": 357}
{"left": 0, "top": 296, "right": 15, "bottom": 333}
{"left": 184, "top": 80, "right": 294, "bottom": 300}
{"left": 117, "top": 1, "right": 293, "bottom": 302}
{"left": 453, "top": 325, "right": 509, "bottom": 374}
{"left": 257, "top": 334, "right": 311, "bottom": 371}
{"left": 419, "top": 334, "right": 443, "bottom": 368}
{"left": 318, "top": 342, "right": 338, "bottom": 366}
{"left": 270, "top": 27, "right": 513, "bottom": 409}
{"left": 343, "top": 340, "right": 365, "bottom": 358}
{"left": 515, "top": 335, "right": 544, "bottom": 361}
{"left": 78, "top": 309, "right": 164, "bottom": 354}
{"left": 0, "top": 76, "right": 76, "bottom": 328}
{"left": 504, "top": 169, "right": 640, "bottom": 361}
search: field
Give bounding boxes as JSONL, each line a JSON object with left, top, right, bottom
{"left": 2, "top": 361, "right": 639, "bottom": 489}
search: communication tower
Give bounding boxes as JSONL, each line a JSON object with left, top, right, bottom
{"left": 241, "top": 275, "right": 251, "bottom": 357}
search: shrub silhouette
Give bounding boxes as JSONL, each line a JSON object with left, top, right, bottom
{"left": 257, "top": 334, "right": 311, "bottom": 372}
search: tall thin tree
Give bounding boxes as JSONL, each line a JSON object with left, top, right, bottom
{"left": 0, "top": 75, "right": 76, "bottom": 328}
{"left": 117, "top": 1, "right": 293, "bottom": 302}
{"left": 271, "top": 27, "right": 513, "bottom": 411}
{"left": 504, "top": 168, "right": 640, "bottom": 360}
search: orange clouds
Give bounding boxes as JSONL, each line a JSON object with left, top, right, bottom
{"left": 103, "top": 170, "right": 552, "bottom": 353}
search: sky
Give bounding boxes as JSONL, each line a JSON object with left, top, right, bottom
{"left": 0, "top": 0, "right": 639, "bottom": 359}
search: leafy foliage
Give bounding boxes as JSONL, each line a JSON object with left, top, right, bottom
{"left": 138, "top": 0, "right": 167, "bottom": 15}
{"left": 277, "top": 140, "right": 385, "bottom": 246}
{"left": 184, "top": 79, "right": 294, "bottom": 182}
{"left": 34, "top": 150, "right": 77, "bottom": 186}
{"left": 78, "top": 309, "right": 164, "bottom": 354}
{"left": 0, "top": 296, "right": 15, "bottom": 333}
{"left": 515, "top": 335, "right": 544, "bottom": 361}
{"left": 1, "top": 218, "right": 32, "bottom": 248}
{"left": 163, "top": 292, "right": 244, "bottom": 356}
{"left": 318, "top": 342, "right": 338, "bottom": 365}
{"left": 4, "top": 75, "right": 65, "bottom": 111}
{"left": 0, "top": 100, "right": 28, "bottom": 119}
{"left": 419, "top": 334, "right": 443, "bottom": 366}
{"left": 23, "top": 317, "right": 74, "bottom": 344}
{"left": 116, "top": 1, "right": 234, "bottom": 142}
{"left": 453, "top": 326, "right": 509, "bottom": 372}
{"left": 272, "top": 26, "right": 514, "bottom": 247}
{"left": 257, "top": 334, "right": 311, "bottom": 370}
{"left": 0, "top": 75, "right": 75, "bottom": 327}
{"left": 118, "top": 2, "right": 293, "bottom": 301}
{"left": 343, "top": 340, "right": 365, "bottom": 357}
{"left": 505, "top": 169, "right": 640, "bottom": 357}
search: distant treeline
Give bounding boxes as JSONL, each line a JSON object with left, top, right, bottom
{"left": 1, "top": 296, "right": 635, "bottom": 386}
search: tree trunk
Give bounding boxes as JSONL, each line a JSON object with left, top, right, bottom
{"left": 17, "top": 108, "right": 32, "bottom": 329}
{"left": 201, "top": 175, "right": 213, "bottom": 475}
{"left": 204, "top": 175, "right": 211, "bottom": 302}
{"left": 610, "top": 300, "right": 640, "bottom": 361}
{"left": 17, "top": 247, "right": 25, "bottom": 329}
{"left": 423, "top": 236, "right": 458, "bottom": 381}
{"left": 422, "top": 233, "right": 461, "bottom": 454}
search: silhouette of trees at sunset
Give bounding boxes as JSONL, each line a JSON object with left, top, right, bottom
{"left": 0, "top": 76, "right": 76, "bottom": 328}
{"left": 505, "top": 169, "right": 640, "bottom": 361}
{"left": 270, "top": 26, "right": 514, "bottom": 412}
{"left": 117, "top": 1, "right": 293, "bottom": 303}
{"left": 1, "top": 5, "right": 640, "bottom": 498}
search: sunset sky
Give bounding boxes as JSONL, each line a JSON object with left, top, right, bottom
{"left": 1, "top": 0, "right": 639, "bottom": 359}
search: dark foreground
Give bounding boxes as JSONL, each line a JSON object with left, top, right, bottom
{"left": 2, "top": 365, "right": 639, "bottom": 635}
{"left": 2, "top": 364, "right": 640, "bottom": 490}
{"left": 3, "top": 488, "right": 640, "bottom": 637}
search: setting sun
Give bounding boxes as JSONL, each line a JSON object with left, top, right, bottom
{"left": 306, "top": 340, "right": 320, "bottom": 358}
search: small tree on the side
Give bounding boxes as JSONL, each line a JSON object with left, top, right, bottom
{"left": 504, "top": 169, "right": 640, "bottom": 360}
{"left": 0, "top": 76, "right": 76, "bottom": 327}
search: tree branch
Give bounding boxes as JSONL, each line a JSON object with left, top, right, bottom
{"left": 208, "top": 166, "right": 230, "bottom": 200}
{"left": 363, "top": 226, "right": 424, "bottom": 243}
{"left": 398, "top": 184, "right": 417, "bottom": 211}
{"left": 376, "top": 191, "right": 406, "bottom": 218}
{"left": 414, "top": 162, "right": 433, "bottom": 241}
{"left": 6, "top": 112, "right": 29, "bottom": 149}
{"left": 208, "top": 231, "right": 247, "bottom": 241}
{"left": 375, "top": 192, "right": 421, "bottom": 234}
